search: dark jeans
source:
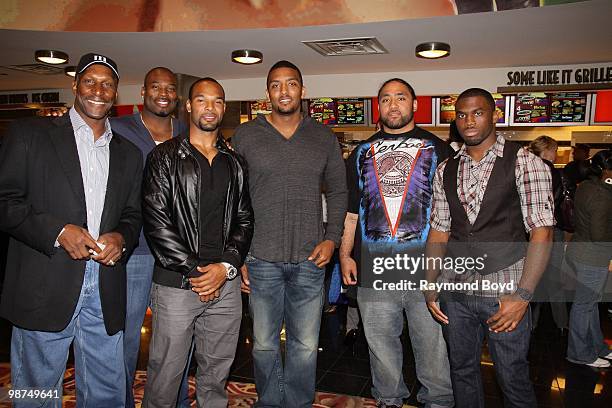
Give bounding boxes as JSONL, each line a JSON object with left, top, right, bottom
{"left": 440, "top": 293, "right": 536, "bottom": 408}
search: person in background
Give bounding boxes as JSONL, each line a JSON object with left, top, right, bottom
{"left": 565, "top": 149, "right": 612, "bottom": 368}
{"left": 0, "top": 53, "right": 142, "bottom": 407}
{"left": 527, "top": 136, "right": 569, "bottom": 334}
{"left": 232, "top": 60, "right": 347, "bottom": 408}
{"left": 110, "top": 66, "right": 190, "bottom": 408}
{"left": 564, "top": 144, "right": 590, "bottom": 195}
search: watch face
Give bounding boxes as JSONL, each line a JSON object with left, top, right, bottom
{"left": 227, "top": 267, "right": 238, "bottom": 280}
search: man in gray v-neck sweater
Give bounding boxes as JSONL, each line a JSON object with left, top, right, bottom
{"left": 231, "top": 60, "right": 347, "bottom": 408}
{"left": 232, "top": 114, "right": 346, "bottom": 262}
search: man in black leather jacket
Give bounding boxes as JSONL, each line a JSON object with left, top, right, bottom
{"left": 141, "top": 77, "right": 253, "bottom": 408}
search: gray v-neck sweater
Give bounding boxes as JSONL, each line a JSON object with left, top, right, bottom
{"left": 232, "top": 115, "right": 347, "bottom": 263}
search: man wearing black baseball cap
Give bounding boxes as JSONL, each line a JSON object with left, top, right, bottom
{"left": 0, "top": 53, "right": 142, "bottom": 407}
{"left": 76, "top": 52, "right": 120, "bottom": 79}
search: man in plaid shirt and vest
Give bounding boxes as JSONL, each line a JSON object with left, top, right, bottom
{"left": 425, "top": 88, "right": 554, "bottom": 408}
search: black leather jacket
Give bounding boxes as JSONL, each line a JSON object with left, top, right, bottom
{"left": 142, "top": 135, "right": 254, "bottom": 289}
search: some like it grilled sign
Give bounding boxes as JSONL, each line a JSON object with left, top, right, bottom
{"left": 506, "top": 66, "right": 612, "bottom": 86}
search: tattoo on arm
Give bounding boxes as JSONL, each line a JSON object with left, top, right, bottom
{"left": 339, "top": 213, "right": 358, "bottom": 259}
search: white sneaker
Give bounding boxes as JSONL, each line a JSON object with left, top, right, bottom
{"left": 586, "top": 358, "right": 610, "bottom": 368}
{"left": 602, "top": 351, "right": 612, "bottom": 360}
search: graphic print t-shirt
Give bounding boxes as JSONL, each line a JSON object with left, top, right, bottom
{"left": 347, "top": 127, "right": 453, "bottom": 286}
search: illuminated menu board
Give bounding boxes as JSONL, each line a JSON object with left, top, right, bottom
{"left": 494, "top": 95, "right": 508, "bottom": 124}
{"left": 514, "top": 93, "right": 550, "bottom": 123}
{"left": 336, "top": 98, "right": 365, "bottom": 125}
{"left": 308, "top": 98, "right": 368, "bottom": 126}
{"left": 250, "top": 100, "right": 272, "bottom": 117}
{"left": 437, "top": 94, "right": 508, "bottom": 126}
{"left": 511, "top": 93, "right": 590, "bottom": 125}
{"left": 308, "top": 98, "right": 336, "bottom": 125}
{"left": 549, "top": 93, "right": 588, "bottom": 123}
{"left": 438, "top": 95, "right": 458, "bottom": 124}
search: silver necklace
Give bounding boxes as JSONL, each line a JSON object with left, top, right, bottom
{"left": 140, "top": 113, "right": 173, "bottom": 142}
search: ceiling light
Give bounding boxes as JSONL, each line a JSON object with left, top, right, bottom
{"left": 64, "top": 66, "right": 76, "bottom": 77}
{"left": 231, "top": 50, "right": 263, "bottom": 65}
{"left": 35, "top": 50, "right": 69, "bottom": 65}
{"left": 415, "top": 42, "right": 450, "bottom": 59}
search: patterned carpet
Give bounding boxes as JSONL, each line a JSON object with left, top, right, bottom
{"left": 0, "top": 363, "right": 378, "bottom": 407}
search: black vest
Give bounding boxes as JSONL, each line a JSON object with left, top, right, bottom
{"left": 443, "top": 140, "right": 527, "bottom": 275}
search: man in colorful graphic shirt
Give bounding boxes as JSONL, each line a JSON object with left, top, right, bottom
{"left": 340, "top": 78, "right": 454, "bottom": 408}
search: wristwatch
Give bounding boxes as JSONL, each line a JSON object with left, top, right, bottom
{"left": 514, "top": 287, "right": 533, "bottom": 302}
{"left": 222, "top": 262, "right": 238, "bottom": 280}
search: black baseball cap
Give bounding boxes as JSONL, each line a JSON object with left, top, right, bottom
{"left": 76, "top": 53, "right": 119, "bottom": 79}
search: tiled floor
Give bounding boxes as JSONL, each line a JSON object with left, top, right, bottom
{"left": 139, "top": 298, "right": 610, "bottom": 407}
{"left": 1, "top": 298, "right": 611, "bottom": 407}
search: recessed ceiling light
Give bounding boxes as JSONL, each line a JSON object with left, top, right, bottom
{"left": 35, "top": 50, "right": 69, "bottom": 65}
{"left": 231, "top": 50, "right": 263, "bottom": 65}
{"left": 415, "top": 42, "right": 450, "bottom": 59}
{"left": 64, "top": 66, "right": 76, "bottom": 77}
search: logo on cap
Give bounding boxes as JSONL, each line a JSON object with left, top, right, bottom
{"left": 75, "top": 53, "right": 119, "bottom": 79}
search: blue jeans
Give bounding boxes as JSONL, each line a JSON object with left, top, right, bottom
{"left": 567, "top": 259, "right": 610, "bottom": 364}
{"left": 246, "top": 257, "right": 325, "bottom": 408}
{"left": 124, "top": 254, "right": 154, "bottom": 407}
{"left": 440, "top": 293, "right": 536, "bottom": 408}
{"left": 357, "top": 287, "right": 454, "bottom": 408}
{"left": 11, "top": 260, "right": 125, "bottom": 408}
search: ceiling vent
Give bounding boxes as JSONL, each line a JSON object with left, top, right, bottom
{"left": 302, "top": 37, "right": 388, "bottom": 56}
{"left": 3, "top": 64, "right": 64, "bottom": 75}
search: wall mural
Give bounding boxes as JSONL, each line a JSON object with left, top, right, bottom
{"left": 0, "top": 0, "right": 587, "bottom": 32}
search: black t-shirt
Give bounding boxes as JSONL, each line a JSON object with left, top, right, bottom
{"left": 192, "top": 150, "right": 230, "bottom": 265}
{"left": 346, "top": 127, "right": 453, "bottom": 285}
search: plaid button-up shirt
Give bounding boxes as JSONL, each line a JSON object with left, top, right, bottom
{"left": 430, "top": 134, "right": 554, "bottom": 297}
